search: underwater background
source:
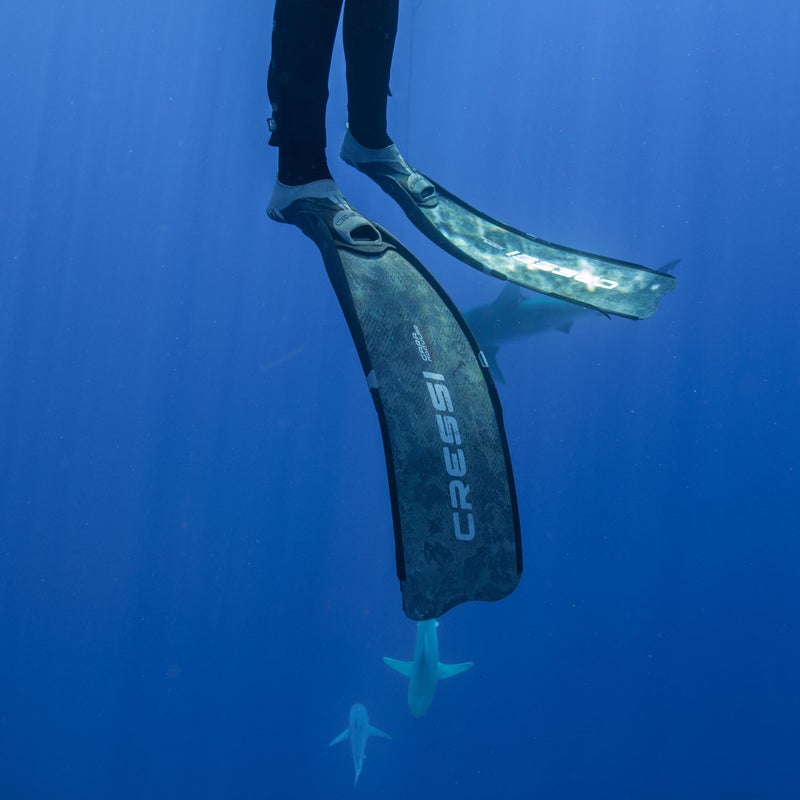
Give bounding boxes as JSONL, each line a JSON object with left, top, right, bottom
{"left": 2, "top": 1, "right": 799, "bottom": 797}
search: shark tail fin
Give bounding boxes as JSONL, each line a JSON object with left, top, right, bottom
{"left": 328, "top": 729, "right": 349, "bottom": 747}
{"left": 383, "top": 656, "right": 414, "bottom": 678}
{"left": 437, "top": 660, "right": 474, "bottom": 680}
{"left": 368, "top": 724, "right": 392, "bottom": 740}
{"left": 659, "top": 258, "right": 681, "bottom": 273}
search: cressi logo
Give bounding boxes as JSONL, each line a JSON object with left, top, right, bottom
{"left": 504, "top": 250, "right": 619, "bottom": 290}
{"left": 422, "top": 371, "right": 475, "bottom": 542}
{"left": 478, "top": 236, "right": 619, "bottom": 290}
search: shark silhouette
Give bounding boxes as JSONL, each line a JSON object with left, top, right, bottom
{"left": 384, "top": 620, "right": 473, "bottom": 719}
{"left": 464, "top": 259, "right": 680, "bottom": 382}
{"left": 329, "top": 703, "right": 391, "bottom": 787}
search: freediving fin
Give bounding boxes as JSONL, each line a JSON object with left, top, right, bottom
{"left": 279, "top": 195, "right": 522, "bottom": 621}
{"left": 342, "top": 149, "right": 677, "bottom": 320}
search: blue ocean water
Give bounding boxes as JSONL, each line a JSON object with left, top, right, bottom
{"left": 1, "top": 1, "right": 799, "bottom": 797}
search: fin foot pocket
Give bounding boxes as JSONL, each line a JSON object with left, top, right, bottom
{"left": 406, "top": 171, "right": 437, "bottom": 206}
{"left": 340, "top": 129, "right": 438, "bottom": 209}
{"left": 332, "top": 208, "right": 382, "bottom": 246}
{"left": 268, "top": 178, "right": 383, "bottom": 249}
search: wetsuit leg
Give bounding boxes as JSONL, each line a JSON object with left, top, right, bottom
{"left": 268, "top": 0, "right": 344, "bottom": 184}
{"left": 342, "top": 0, "right": 399, "bottom": 149}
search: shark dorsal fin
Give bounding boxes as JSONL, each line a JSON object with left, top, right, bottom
{"left": 496, "top": 283, "right": 524, "bottom": 306}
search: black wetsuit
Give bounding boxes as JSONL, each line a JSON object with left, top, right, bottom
{"left": 268, "top": 0, "right": 399, "bottom": 185}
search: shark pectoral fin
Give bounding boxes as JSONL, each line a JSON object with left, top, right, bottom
{"left": 383, "top": 656, "right": 414, "bottom": 678}
{"left": 482, "top": 345, "right": 506, "bottom": 384}
{"left": 328, "top": 729, "right": 349, "bottom": 747}
{"left": 437, "top": 660, "right": 474, "bottom": 680}
{"left": 556, "top": 321, "right": 573, "bottom": 334}
{"left": 369, "top": 725, "right": 392, "bottom": 740}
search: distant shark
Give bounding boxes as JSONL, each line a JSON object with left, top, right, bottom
{"left": 464, "top": 259, "right": 680, "bottom": 382}
{"left": 384, "top": 620, "right": 473, "bottom": 719}
{"left": 329, "top": 703, "right": 391, "bottom": 787}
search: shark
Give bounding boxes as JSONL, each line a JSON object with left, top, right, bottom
{"left": 383, "top": 619, "right": 473, "bottom": 719}
{"left": 329, "top": 703, "right": 391, "bottom": 787}
{"left": 462, "top": 284, "right": 603, "bottom": 383}
{"left": 463, "top": 259, "right": 680, "bottom": 382}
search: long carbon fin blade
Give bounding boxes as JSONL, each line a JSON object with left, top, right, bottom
{"left": 352, "top": 161, "right": 677, "bottom": 320}
{"left": 282, "top": 198, "right": 522, "bottom": 620}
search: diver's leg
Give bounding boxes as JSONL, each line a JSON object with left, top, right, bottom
{"left": 339, "top": 0, "right": 435, "bottom": 205}
{"left": 267, "top": 0, "right": 380, "bottom": 237}
{"left": 342, "top": 0, "right": 399, "bottom": 149}
{"left": 268, "top": 0, "right": 344, "bottom": 185}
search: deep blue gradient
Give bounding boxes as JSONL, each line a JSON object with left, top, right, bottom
{"left": 2, "top": 2, "right": 799, "bottom": 797}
